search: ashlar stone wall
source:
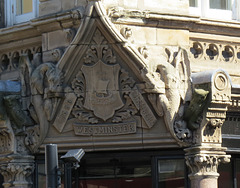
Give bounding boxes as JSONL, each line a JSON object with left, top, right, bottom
{"left": 39, "top": 0, "right": 189, "bottom": 17}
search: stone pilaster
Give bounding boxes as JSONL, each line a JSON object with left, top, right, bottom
{"left": 0, "top": 154, "right": 35, "bottom": 188}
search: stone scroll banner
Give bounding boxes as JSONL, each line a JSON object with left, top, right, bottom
{"left": 53, "top": 92, "right": 77, "bottom": 133}
{"left": 129, "top": 89, "right": 157, "bottom": 128}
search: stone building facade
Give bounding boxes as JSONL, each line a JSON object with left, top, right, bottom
{"left": 0, "top": 0, "right": 240, "bottom": 187}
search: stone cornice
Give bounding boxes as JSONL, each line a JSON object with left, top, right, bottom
{"left": 0, "top": 9, "right": 81, "bottom": 46}
{"left": 108, "top": 7, "right": 240, "bottom": 37}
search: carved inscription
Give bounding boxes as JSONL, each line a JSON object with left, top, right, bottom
{"left": 53, "top": 92, "right": 77, "bottom": 132}
{"left": 73, "top": 122, "right": 136, "bottom": 136}
{"left": 130, "top": 89, "right": 157, "bottom": 128}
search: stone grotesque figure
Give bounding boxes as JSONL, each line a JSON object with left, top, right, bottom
{"left": 183, "top": 88, "right": 209, "bottom": 130}
{"left": 19, "top": 54, "right": 63, "bottom": 152}
{"left": 142, "top": 47, "right": 192, "bottom": 144}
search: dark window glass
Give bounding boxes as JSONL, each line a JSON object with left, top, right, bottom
{"left": 0, "top": 0, "right": 4, "bottom": 28}
{"left": 210, "top": 0, "right": 231, "bottom": 10}
{"left": 74, "top": 156, "right": 152, "bottom": 188}
{"left": 16, "top": 0, "right": 33, "bottom": 15}
{"left": 219, "top": 162, "right": 233, "bottom": 188}
{"left": 158, "top": 159, "right": 185, "bottom": 188}
{"left": 38, "top": 163, "right": 46, "bottom": 188}
{"left": 237, "top": 159, "right": 240, "bottom": 188}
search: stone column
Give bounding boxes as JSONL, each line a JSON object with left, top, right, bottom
{"left": 185, "top": 146, "right": 230, "bottom": 188}
{"left": 184, "top": 69, "right": 232, "bottom": 188}
{"left": 0, "top": 154, "right": 35, "bottom": 188}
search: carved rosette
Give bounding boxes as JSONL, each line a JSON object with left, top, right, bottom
{"left": 0, "top": 155, "right": 34, "bottom": 188}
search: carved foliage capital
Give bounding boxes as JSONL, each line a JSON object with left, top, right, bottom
{"left": 186, "top": 153, "right": 230, "bottom": 178}
{"left": 0, "top": 155, "right": 35, "bottom": 187}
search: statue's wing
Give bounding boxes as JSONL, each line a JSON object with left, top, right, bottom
{"left": 19, "top": 55, "right": 33, "bottom": 98}
{"left": 175, "top": 48, "right": 192, "bottom": 103}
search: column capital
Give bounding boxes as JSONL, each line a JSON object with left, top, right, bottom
{"left": 185, "top": 146, "right": 230, "bottom": 178}
{"left": 0, "top": 154, "right": 35, "bottom": 188}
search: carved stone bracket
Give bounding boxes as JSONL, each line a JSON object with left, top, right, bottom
{"left": 190, "top": 69, "right": 231, "bottom": 145}
{"left": 184, "top": 69, "right": 232, "bottom": 188}
{"left": 0, "top": 154, "right": 35, "bottom": 188}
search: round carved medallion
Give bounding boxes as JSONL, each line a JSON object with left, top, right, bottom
{"left": 214, "top": 73, "right": 227, "bottom": 91}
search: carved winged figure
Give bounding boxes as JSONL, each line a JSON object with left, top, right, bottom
{"left": 142, "top": 47, "right": 192, "bottom": 144}
{"left": 19, "top": 54, "right": 63, "bottom": 152}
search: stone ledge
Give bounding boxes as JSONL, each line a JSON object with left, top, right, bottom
{"left": 0, "top": 9, "right": 81, "bottom": 45}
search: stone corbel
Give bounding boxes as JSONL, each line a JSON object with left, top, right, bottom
{"left": 185, "top": 69, "right": 231, "bottom": 188}
{"left": 189, "top": 69, "right": 231, "bottom": 145}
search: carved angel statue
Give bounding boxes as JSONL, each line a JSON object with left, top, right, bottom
{"left": 19, "top": 53, "right": 63, "bottom": 152}
{"left": 142, "top": 47, "right": 192, "bottom": 144}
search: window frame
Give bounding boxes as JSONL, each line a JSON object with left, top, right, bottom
{"left": 189, "top": 0, "right": 239, "bottom": 21}
{"left": 5, "top": 0, "right": 38, "bottom": 27}
{"left": 0, "top": 0, "right": 5, "bottom": 28}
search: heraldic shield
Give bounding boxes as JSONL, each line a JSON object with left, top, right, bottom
{"left": 81, "top": 60, "right": 124, "bottom": 121}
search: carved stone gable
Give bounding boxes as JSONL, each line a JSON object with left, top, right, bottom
{"left": 53, "top": 3, "right": 158, "bottom": 136}
{"left": 67, "top": 29, "right": 156, "bottom": 136}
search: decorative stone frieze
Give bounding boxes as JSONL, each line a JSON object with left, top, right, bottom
{"left": 0, "top": 46, "right": 41, "bottom": 75}
{"left": 190, "top": 40, "right": 240, "bottom": 63}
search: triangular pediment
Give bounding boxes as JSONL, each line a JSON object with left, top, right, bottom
{"left": 50, "top": 1, "right": 159, "bottom": 138}
{"left": 57, "top": 2, "right": 147, "bottom": 86}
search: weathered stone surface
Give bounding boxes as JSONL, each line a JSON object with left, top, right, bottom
{"left": 39, "top": 0, "right": 62, "bottom": 16}
{"left": 126, "top": 26, "right": 157, "bottom": 45}
{"left": 75, "top": 0, "right": 88, "bottom": 7}
{"left": 140, "top": 0, "right": 188, "bottom": 14}
{"left": 123, "top": 0, "right": 138, "bottom": 9}
{"left": 61, "top": 0, "right": 75, "bottom": 11}
{"left": 47, "top": 29, "right": 73, "bottom": 50}
{"left": 157, "top": 28, "right": 189, "bottom": 46}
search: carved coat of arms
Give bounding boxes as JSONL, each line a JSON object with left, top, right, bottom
{"left": 52, "top": 29, "right": 157, "bottom": 135}
{"left": 82, "top": 60, "right": 124, "bottom": 121}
